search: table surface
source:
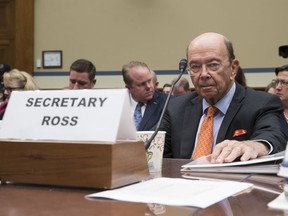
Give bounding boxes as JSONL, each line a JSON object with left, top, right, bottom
{"left": 0, "top": 158, "right": 285, "bottom": 216}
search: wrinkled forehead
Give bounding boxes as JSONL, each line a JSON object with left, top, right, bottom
{"left": 187, "top": 33, "right": 228, "bottom": 61}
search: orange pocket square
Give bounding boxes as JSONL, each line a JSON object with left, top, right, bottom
{"left": 233, "top": 129, "right": 247, "bottom": 137}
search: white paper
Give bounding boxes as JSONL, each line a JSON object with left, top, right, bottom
{"left": 268, "top": 193, "right": 288, "bottom": 210}
{"left": 0, "top": 89, "right": 136, "bottom": 142}
{"left": 86, "top": 177, "right": 253, "bottom": 208}
{"left": 278, "top": 166, "right": 288, "bottom": 177}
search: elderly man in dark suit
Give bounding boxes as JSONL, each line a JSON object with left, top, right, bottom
{"left": 122, "top": 61, "right": 166, "bottom": 131}
{"left": 161, "top": 32, "right": 286, "bottom": 163}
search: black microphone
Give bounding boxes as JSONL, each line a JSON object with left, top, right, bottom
{"left": 144, "top": 58, "right": 188, "bottom": 150}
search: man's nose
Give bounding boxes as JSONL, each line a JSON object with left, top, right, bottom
{"left": 145, "top": 81, "right": 153, "bottom": 89}
{"left": 199, "top": 66, "right": 211, "bottom": 79}
{"left": 72, "top": 83, "right": 80, "bottom": 89}
{"left": 275, "top": 82, "right": 282, "bottom": 89}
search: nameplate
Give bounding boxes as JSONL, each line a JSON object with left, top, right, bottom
{"left": 0, "top": 89, "right": 136, "bottom": 142}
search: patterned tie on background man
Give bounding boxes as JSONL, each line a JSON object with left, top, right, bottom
{"left": 134, "top": 102, "right": 143, "bottom": 130}
{"left": 192, "top": 106, "right": 217, "bottom": 160}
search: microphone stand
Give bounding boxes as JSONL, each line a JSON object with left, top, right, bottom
{"left": 144, "top": 59, "right": 188, "bottom": 150}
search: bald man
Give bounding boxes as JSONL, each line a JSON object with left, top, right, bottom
{"left": 161, "top": 32, "right": 286, "bottom": 163}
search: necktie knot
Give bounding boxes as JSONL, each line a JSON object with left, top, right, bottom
{"left": 137, "top": 102, "right": 144, "bottom": 108}
{"left": 207, "top": 106, "right": 217, "bottom": 118}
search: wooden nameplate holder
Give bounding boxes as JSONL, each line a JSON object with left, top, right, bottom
{"left": 0, "top": 139, "right": 150, "bottom": 189}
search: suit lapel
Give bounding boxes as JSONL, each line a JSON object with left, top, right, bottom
{"left": 217, "top": 84, "right": 245, "bottom": 142}
{"left": 180, "top": 96, "right": 203, "bottom": 156}
{"left": 279, "top": 112, "right": 288, "bottom": 138}
{"left": 139, "top": 92, "right": 159, "bottom": 130}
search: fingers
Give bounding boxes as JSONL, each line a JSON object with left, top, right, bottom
{"left": 194, "top": 155, "right": 212, "bottom": 165}
{"left": 210, "top": 140, "right": 236, "bottom": 163}
{"left": 210, "top": 140, "right": 265, "bottom": 164}
{"left": 239, "top": 147, "right": 258, "bottom": 161}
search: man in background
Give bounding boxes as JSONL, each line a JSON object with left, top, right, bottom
{"left": 161, "top": 32, "right": 286, "bottom": 162}
{"left": 265, "top": 80, "right": 276, "bottom": 95}
{"left": 235, "top": 66, "right": 247, "bottom": 87}
{"left": 274, "top": 64, "right": 288, "bottom": 139}
{"left": 151, "top": 70, "right": 159, "bottom": 89}
{"left": 162, "top": 83, "right": 172, "bottom": 94}
{"left": 68, "top": 59, "right": 96, "bottom": 89}
{"left": 122, "top": 61, "right": 166, "bottom": 131}
{"left": 171, "top": 77, "right": 190, "bottom": 96}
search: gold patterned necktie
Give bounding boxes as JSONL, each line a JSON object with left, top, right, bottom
{"left": 192, "top": 106, "right": 217, "bottom": 160}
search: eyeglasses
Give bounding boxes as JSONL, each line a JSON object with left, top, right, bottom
{"left": 188, "top": 61, "right": 222, "bottom": 73}
{"left": 4, "top": 86, "right": 24, "bottom": 93}
{"left": 272, "top": 79, "right": 288, "bottom": 87}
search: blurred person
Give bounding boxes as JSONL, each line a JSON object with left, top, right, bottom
{"left": 265, "top": 80, "right": 276, "bottom": 95}
{"left": 160, "top": 32, "right": 286, "bottom": 162}
{"left": 68, "top": 59, "right": 96, "bottom": 89}
{"left": 151, "top": 70, "right": 159, "bottom": 89}
{"left": 162, "top": 83, "right": 171, "bottom": 94}
{"left": 0, "top": 64, "right": 11, "bottom": 103}
{"left": 0, "top": 69, "right": 39, "bottom": 120}
{"left": 122, "top": 61, "right": 167, "bottom": 131}
{"left": 235, "top": 66, "right": 247, "bottom": 87}
{"left": 274, "top": 64, "right": 288, "bottom": 139}
{"left": 171, "top": 77, "right": 190, "bottom": 96}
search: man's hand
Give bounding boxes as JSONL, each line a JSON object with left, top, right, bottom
{"left": 210, "top": 140, "right": 269, "bottom": 164}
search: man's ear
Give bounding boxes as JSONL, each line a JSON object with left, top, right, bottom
{"left": 155, "top": 81, "right": 159, "bottom": 89}
{"left": 231, "top": 59, "right": 240, "bottom": 79}
{"left": 125, "top": 84, "right": 131, "bottom": 91}
{"left": 92, "top": 79, "right": 97, "bottom": 86}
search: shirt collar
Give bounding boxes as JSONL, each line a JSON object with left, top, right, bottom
{"left": 202, "top": 82, "right": 236, "bottom": 115}
{"left": 129, "top": 94, "right": 138, "bottom": 109}
{"left": 129, "top": 94, "right": 147, "bottom": 110}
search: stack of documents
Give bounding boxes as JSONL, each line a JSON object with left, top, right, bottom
{"left": 181, "top": 152, "right": 284, "bottom": 174}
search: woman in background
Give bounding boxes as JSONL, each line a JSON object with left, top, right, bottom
{"left": 0, "top": 69, "right": 39, "bottom": 120}
{"left": 265, "top": 80, "right": 276, "bottom": 95}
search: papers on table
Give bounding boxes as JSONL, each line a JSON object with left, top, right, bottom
{"left": 278, "top": 166, "right": 288, "bottom": 177}
{"left": 181, "top": 152, "right": 284, "bottom": 174}
{"left": 268, "top": 193, "right": 288, "bottom": 210}
{"left": 86, "top": 177, "right": 253, "bottom": 208}
{"left": 182, "top": 172, "right": 283, "bottom": 195}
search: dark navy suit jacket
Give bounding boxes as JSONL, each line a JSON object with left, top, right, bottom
{"left": 160, "top": 83, "right": 286, "bottom": 158}
{"left": 138, "top": 90, "right": 167, "bottom": 131}
{"left": 279, "top": 112, "right": 288, "bottom": 140}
